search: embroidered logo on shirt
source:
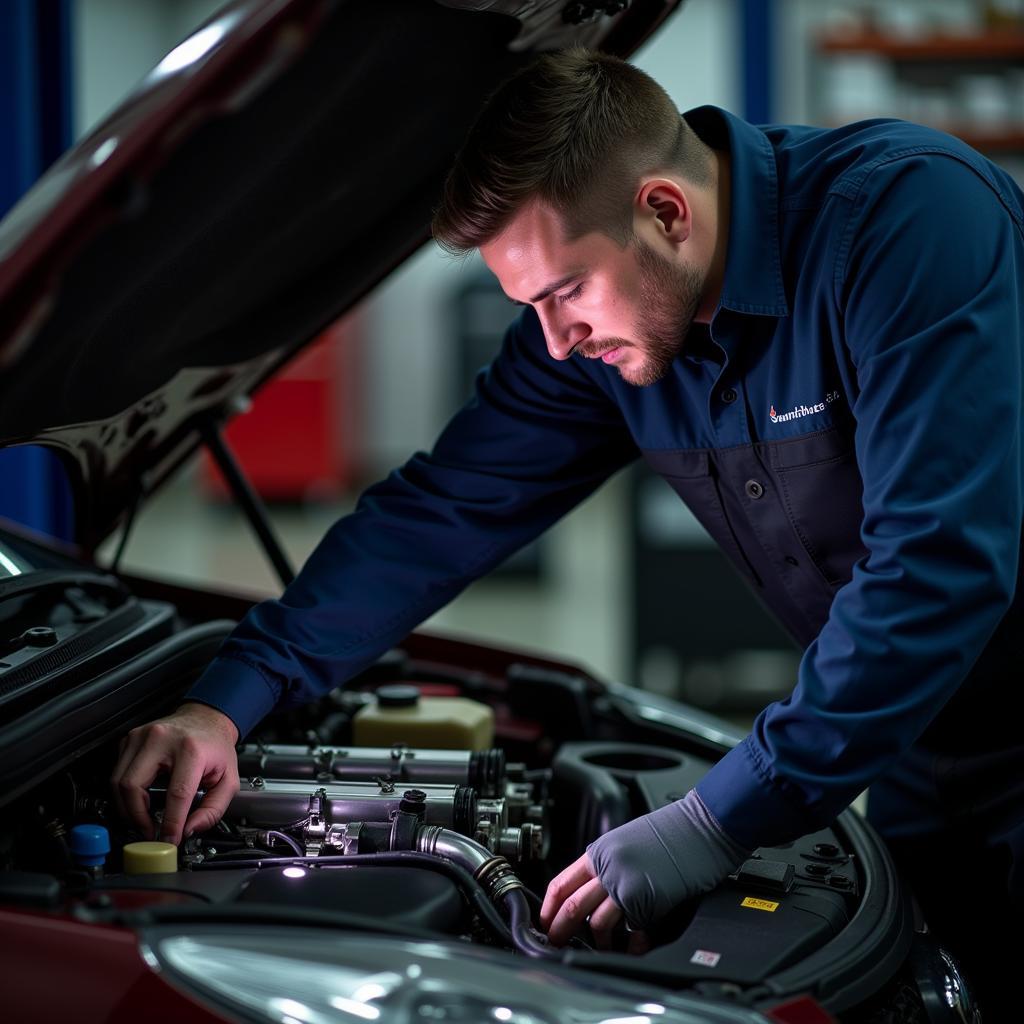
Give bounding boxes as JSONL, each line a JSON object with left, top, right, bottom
{"left": 769, "top": 391, "right": 840, "bottom": 424}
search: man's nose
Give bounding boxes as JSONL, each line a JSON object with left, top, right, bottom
{"left": 541, "top": 314, "right": 591, "bottom": 361}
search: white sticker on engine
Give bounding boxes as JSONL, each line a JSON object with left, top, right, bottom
{"left": 690, "top": 949, "right": 721, "bottom": 967}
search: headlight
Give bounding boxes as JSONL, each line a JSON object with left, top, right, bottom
{"left": 144, "top": 928, "right": 762, "bottom": 1024}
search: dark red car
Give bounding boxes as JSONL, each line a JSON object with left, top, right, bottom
{"left": 0, "top": 2, "right": 978, "bottom": 1022}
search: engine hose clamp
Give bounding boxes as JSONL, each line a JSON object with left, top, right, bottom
{"left": 475, "top": 856, "right": 524, "bottom": 901}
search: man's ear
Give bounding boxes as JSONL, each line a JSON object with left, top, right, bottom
{"left": 636, "top": 178, "right": 691, "bottom": 244}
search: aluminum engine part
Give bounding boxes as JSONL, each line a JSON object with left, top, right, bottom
{"left": 474, "top": 821, "right": 545, "bottom": 862}
{"left": 473, "top": 798, "right": 542, "bottom": 861}
{"left": 236, "top": 743, "right": 506, "bottom": 797}
{"left": 416, "top": 826, "right": 524, "bottom": 902}
{"left": 501, "top": 781, "right": 545, "bottom": 827}
{"left": 224, "top": 779, "right": 544, "bottom": 861}
{"left": 312, "top": 819, "right": 526, "bottom": 903}
{"left": 476, "top": 797, "right": 508, "bottom": 833}
{"left": 228, "top": 779, "right": 478, "bottom": 834}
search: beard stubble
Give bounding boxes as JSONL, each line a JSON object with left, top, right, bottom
{"left": 578, "top": 236, "right": 704, "bottom": 387}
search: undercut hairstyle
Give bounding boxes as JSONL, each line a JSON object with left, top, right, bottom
{"left": 432, "top": 47, "right": 712, "bottom": 256}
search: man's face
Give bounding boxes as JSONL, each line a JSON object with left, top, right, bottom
{"left": 480, "top": 200, "right": 705, "bottom": 386}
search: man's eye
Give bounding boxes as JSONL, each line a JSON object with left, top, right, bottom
{"left": 557, "top": 283, "right": 584, "bottom": 305}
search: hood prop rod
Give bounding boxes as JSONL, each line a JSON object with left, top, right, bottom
{"left": 200, "top": 419, "right": 295, "bottom": 589}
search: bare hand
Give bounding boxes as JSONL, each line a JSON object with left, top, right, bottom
{"left": 540, "top": 852, "right": 649, "bottom": 953}
{"left": 111, "top": 702, "right": 240, "bottom": 846}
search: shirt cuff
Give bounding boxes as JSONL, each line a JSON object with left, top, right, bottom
{"left": 184, "top": 655, "right": 283, "bottom": 740}
{"left": 696, "top": 737, "right": 815, "bottom": 851}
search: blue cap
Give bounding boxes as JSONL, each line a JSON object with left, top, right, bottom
{"left": 69, "top": 824, "right": 111, "bottom": 867}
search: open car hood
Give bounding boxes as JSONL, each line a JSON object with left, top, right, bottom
{"left": 0, "top": 0, "right": 682, "bottom": 551}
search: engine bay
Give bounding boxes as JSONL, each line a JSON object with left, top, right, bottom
{"left": 1, "top": 676, "right": 863, "bottom": 988}
{"left": 0, "top": 567, "right": 930, "bottom": 1018}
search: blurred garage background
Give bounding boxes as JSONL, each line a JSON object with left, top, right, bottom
{"left": 3, "top": 0, "right": 1023, "bottom": 721}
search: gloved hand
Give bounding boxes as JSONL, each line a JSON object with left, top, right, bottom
{"left": 111, "top": 701, "right": 240, "bottom": 846}
{"left": 541, "top": 789, "right": 750, "bottom": 949}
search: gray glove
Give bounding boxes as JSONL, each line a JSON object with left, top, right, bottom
{"left": 587, "top": 788, "right": 750, "bottom": 929}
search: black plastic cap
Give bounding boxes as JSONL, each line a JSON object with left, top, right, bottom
{"left": 376, "top": 684, "right": 421, "bottom": 708}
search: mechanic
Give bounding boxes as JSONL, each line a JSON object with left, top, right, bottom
{"left": 113, "top": 50, "right": 1023, "bottom": 1009}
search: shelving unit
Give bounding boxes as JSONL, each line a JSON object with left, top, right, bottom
{"left": 810, "top": 23, "right": 1024, "bottom": 169}
{"left": 816, "top": 28, "right": 1024, "bottom": 61}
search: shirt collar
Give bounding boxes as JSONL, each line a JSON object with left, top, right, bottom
{"left": 684, "top": 105, "right": 789, "bottom": 319}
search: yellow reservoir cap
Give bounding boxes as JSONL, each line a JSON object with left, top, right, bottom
{"left": 123, "top": 841, "right": 178, "bottom": 874}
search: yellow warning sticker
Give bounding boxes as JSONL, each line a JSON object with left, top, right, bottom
{"left": 741, "top": 897, "right": 779, "bottom": 912}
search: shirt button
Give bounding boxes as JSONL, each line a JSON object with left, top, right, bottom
{"left": 721, "top": 387, "right": 738, "bottom": 404}
{"left": 784, "top": 555, "right": 799, "bottom": 566}
{"left": 745, "top": 479, "right": 765, "bottom": 499}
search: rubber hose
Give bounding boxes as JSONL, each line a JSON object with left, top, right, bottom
{"left": 503, "top": 890, "right": 565, "bottom": 960}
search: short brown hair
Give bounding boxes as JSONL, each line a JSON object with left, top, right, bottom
{"left": 432, "top": 48, "right": 711, "bottom": 256}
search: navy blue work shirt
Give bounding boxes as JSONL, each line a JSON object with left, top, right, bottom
{"left": 188, "top": 107, "right": 1024, "bottom": 853}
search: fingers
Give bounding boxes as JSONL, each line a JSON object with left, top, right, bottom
{"left": 112, "top": 723, "right": 172, "bottom": 839}
{"left": 546, "top": 875, "right": 608, "bottom": 947}
{"left": 159, "top": 735, "right": 208, "bottom": 847}
{"left": 184, "top": 761, "right": 240, "bottom": 840}
{"left": 540, "top": 853, "right": 595, "bottom": 931}
{"left": 111, "top": 705, "right": 240, "bottom": 845}
{"left": 541, "top": 851, "right": 646, "bottom": 953}
{"left": 587, "top": 895, "right": 623, "bottom": 950}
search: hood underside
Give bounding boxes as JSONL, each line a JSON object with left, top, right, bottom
{"left": 0, "top": 0, "right": 681, "bottom": 551}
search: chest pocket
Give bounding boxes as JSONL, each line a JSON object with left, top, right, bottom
{"left": 762, "top": 426, "right": 867, "bottom": 587}
{"left": 643, "top": 448, "right": 765, "bottom": 589}
{"left": 644, "top": 428, "right": 869, "bottom": 648}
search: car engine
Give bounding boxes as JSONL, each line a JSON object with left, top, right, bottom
{"left": 4, "top": 683, "right": 861, "bottom": 972}
{"left": 0, "top": 590, "right": 973, "bottom": 1022}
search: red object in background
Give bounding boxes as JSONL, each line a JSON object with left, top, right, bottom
{"left": 765, "top": 995, "right": 838, "bottom": 1023}
{"left": 203, "top": 317, "right": 362, "bottom": 501}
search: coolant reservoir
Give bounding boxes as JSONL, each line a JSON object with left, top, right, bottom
{"left": 353, "top": 685, "right": 494, "bottom": 750}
